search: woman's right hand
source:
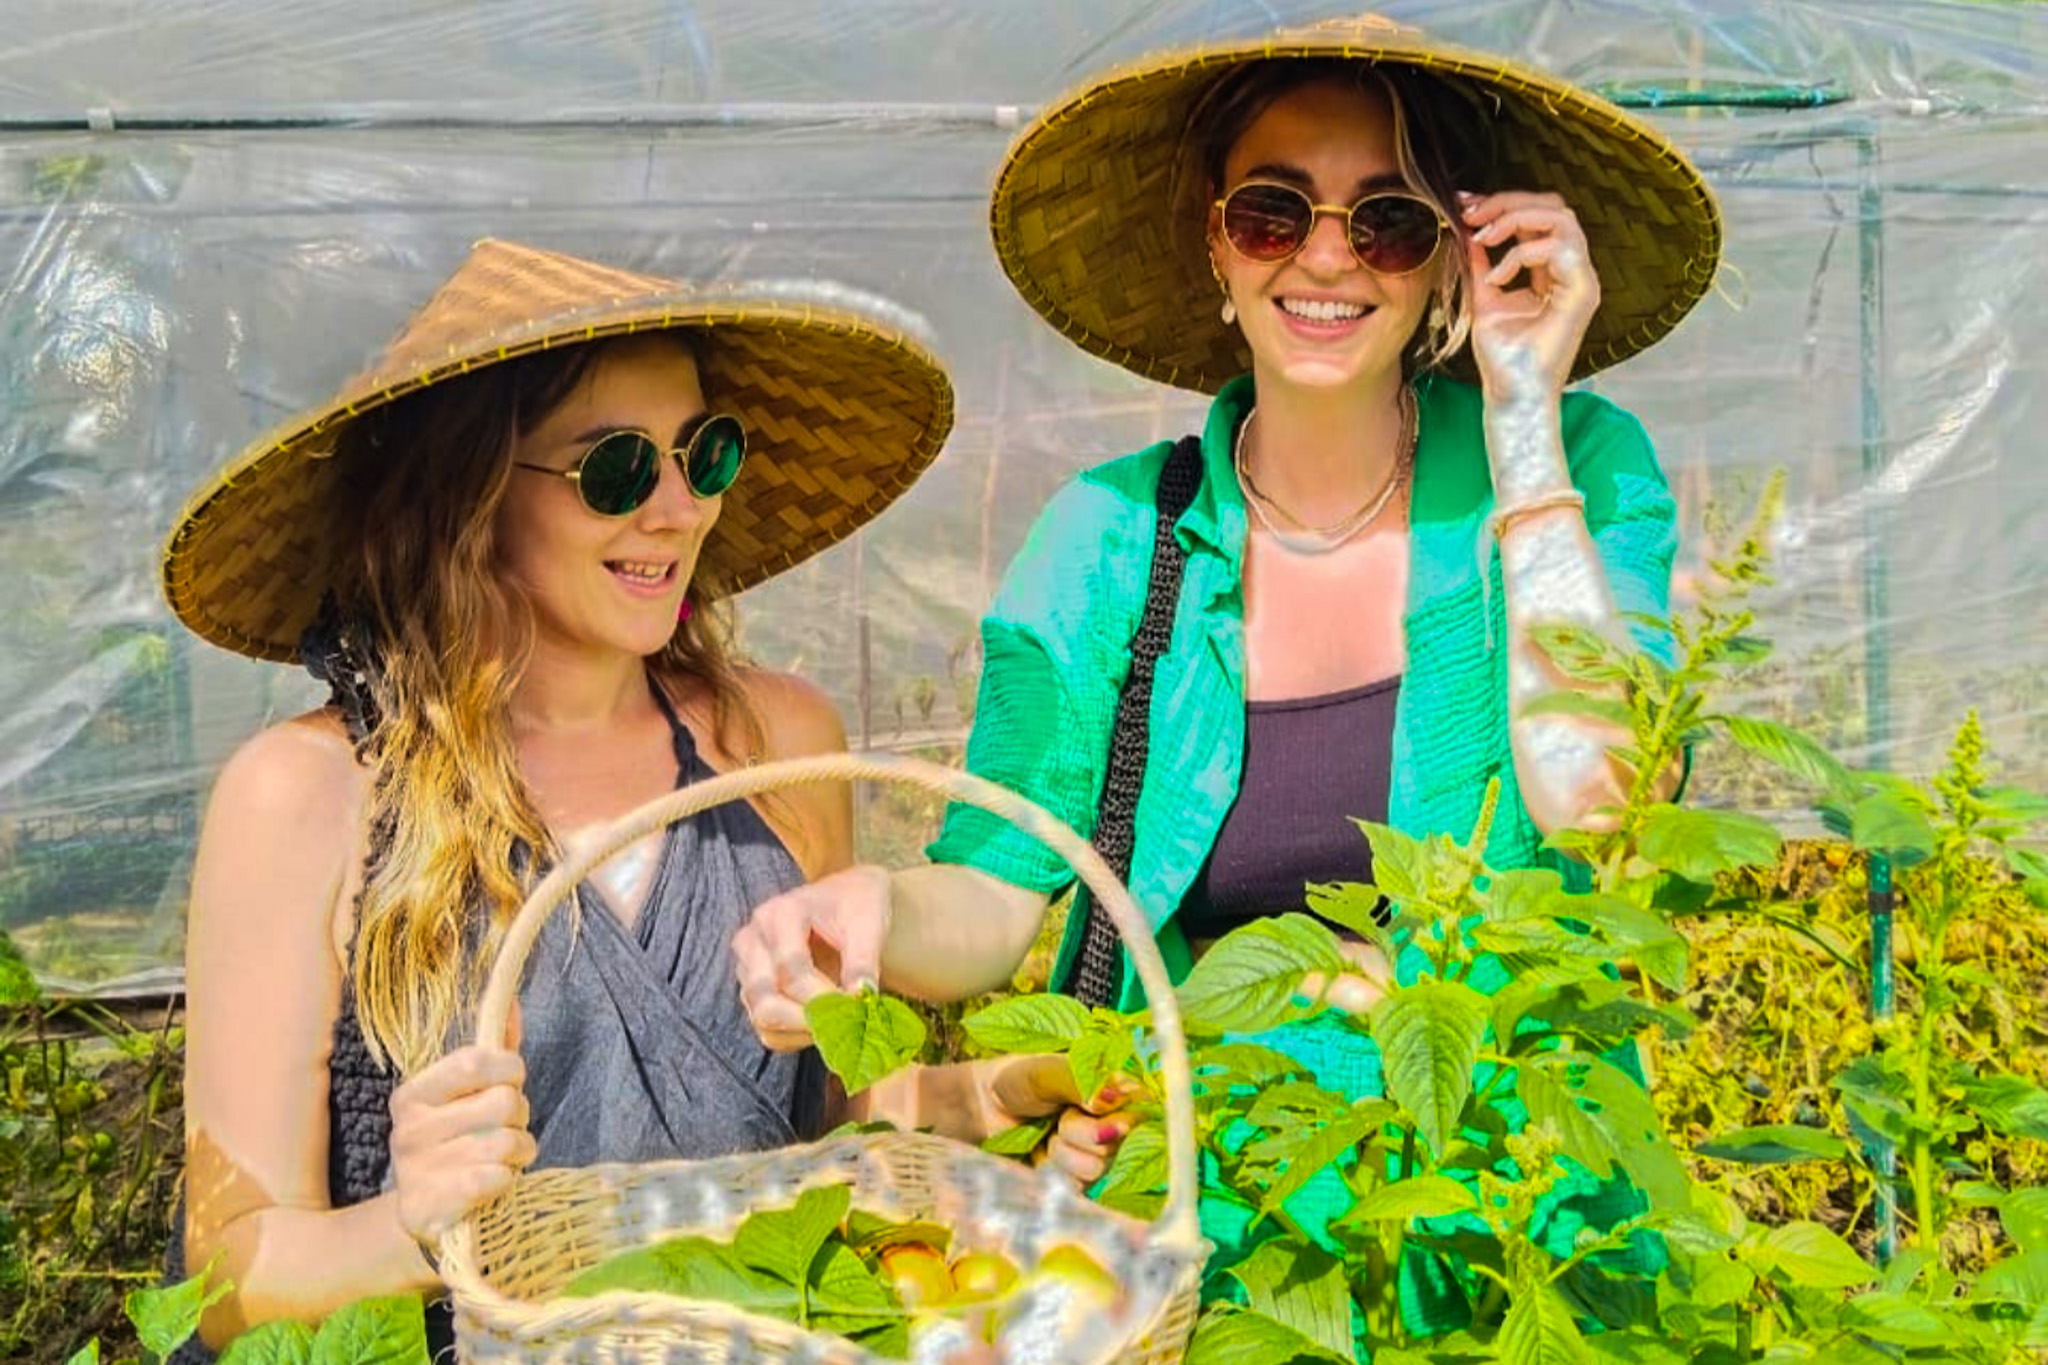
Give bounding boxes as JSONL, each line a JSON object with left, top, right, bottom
{"left": 388, "top": 1042, "right": 537, "bottom": 1250}
{"left": 733, "top": 863, "right": 894, "bottom": 1051}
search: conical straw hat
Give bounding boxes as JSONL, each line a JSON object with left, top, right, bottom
{"left": 163, "top": 239, "right": 955, "bottom": 661}
{"left": 989, "top": 12, "right": 1721, "bottom": 392}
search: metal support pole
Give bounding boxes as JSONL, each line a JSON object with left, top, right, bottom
{"left": 1857, "top": 131, "right": 1899, "bottom": 1266}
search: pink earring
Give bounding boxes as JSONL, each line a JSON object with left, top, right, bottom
{"left": 677, "top": 600, "right": 693, "bottom": 624}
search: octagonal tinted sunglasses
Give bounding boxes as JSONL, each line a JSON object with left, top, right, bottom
{"left": 1216, "top": 181, "right": 1450, "bottom": 277}
{"left": 513, "top": 412, "right": 748, "bottom": 516}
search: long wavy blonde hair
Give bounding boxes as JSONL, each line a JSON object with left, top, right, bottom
{"left": 326, "top": 332, "right": 764, "bottom": 1074}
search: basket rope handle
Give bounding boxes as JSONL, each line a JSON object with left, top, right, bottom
{"left": 472, "top": 750, "right": 1203, "bottom": 1251}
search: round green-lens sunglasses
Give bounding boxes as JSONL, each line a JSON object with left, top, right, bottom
{"left": 513, "top": 412, "right": 748, "bottom": 516}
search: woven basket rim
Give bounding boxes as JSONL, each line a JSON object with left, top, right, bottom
{"left": 160, "top": 251, "right": 955, "bottom": 662}
{"left": 988, "top": 13, "right": 1723, "bottom": 393}
{"left": 444, "top": 1130, "right": 1203, "bottom": 1364}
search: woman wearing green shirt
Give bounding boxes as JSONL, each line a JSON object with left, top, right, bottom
{"left": 733, "top": 13, "right": 1719, "bottom": 1316}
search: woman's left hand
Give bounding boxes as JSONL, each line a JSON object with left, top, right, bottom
{"left": 972, "top": 1054, "right": 1142, "bottom": 1189}
{"left": 1460, "top": 190, "right": 1601, "bottom": 402}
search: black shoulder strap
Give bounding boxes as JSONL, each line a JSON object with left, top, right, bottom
{"left": 1066, "top": 435, "right": 1205, "bottom": 1007}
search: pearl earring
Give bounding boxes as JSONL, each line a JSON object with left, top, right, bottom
{"left": 1221, "top": 296, "right": 1237, "bottom": 325}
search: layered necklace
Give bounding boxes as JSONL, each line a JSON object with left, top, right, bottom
{"left": 1233, "top": 385, "right": 1418, "bottom": 556}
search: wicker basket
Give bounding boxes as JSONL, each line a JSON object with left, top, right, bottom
{"left": 438, "top": 751, "right": 1209, "bottom": 1364}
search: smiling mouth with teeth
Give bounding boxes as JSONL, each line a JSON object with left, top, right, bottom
{"left": 1279, "top": 297, "right": 1371, "bottom": 323}
{"left": 607, "top": 560, "right": 676, "bottom": 586}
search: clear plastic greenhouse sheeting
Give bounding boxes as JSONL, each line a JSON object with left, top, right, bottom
{"left": 1, "top": 0, "right": 2044, "bottom": 993}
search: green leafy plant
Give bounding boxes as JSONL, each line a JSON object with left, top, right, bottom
{"left": 824, "top": 474, "right": 2044, "bottom": 1361}
{"left": 804, "top": 987, "right": 928, "bottom": 1094}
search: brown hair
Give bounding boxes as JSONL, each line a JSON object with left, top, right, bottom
{"left": 1177, "top": 57, "right": 1499, "bottom": 374}
{"left": 328, "top": 330, "right": 766, "bottom": 1073}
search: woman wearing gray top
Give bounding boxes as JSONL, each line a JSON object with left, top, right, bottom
{"left": 164, "top": 242, "right": 1116, "bottom": 1358}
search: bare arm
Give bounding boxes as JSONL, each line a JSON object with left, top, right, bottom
{"left": 181, "top": 716, "right": 439, "bottom": 1348}
{"left": 1463, "top": 191, "right": 1682, "bottom": 837}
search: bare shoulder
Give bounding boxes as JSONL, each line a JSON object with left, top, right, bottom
{"left": 193, "top": 708, "right": 368, "bottom": 944}
{"left": 735, "top": 669, "right": 853, "bottom": 878}
{"left": 739, "top": 668, "right": 850, "bottom": 760}
{"left": 211, "top": 707, "right": 365, "bottom": 812}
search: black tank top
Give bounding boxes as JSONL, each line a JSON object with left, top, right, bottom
{"left": 1179, "top": 675, "right": 1401, "bottom": 939}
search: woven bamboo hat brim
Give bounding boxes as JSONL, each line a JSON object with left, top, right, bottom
{"left": 990, "top": 12, "right": 1722, "bottom": 393}
{"left": 162, "top": 239, "right": 955, "bottom": 662}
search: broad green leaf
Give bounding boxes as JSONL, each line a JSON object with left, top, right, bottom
{"left": 560, "top": 1236, "right": 796, "bottom": 1312}
{"left": 1224, "top": 1239, "right": 1354, "bottom": 1361}
{"left": 1095, "top": 1120, "right": 1169, "bottom": 1219}
{"left": 1833, "top": 1055, "right": 1917, "bottom": 1147}
{"left": 1671, "top": 1248, "right": 1755, "bottom": 1310}
{"left": 1177, "top": 914, "right": 1344, "bottom": 1035}
{"left": 1518, "top": 1052, "right": 1689, "bottom": 1209}
{"left": 1555, "top": 895, "right": 1689, "bottom": 993}
{"left": 1521, "top": 690, "right": 1637, "bottom": 728}
{"left": 1357, "top": 823, "right": 1427, "bottom": 903}
{"left": 807, "top": 1241, "right": 897, "bottom": 1324}
{"left": 217, "top": 1321, "right": 314, "bottom": 1365}
{"left": 1694, "top": 1124, "right": 1850, "bottom": 1166}
{"left": 1302, "top": 881, "right": 1393, "bottom": 946}
{"left": 961, "top": 994, "right": 1091, "bottom": 1055}
{"left": 1254, "top": 1102, "right": 1395, "bottom": 1215}
{"left": 1483, "top": 867, "right": 1567, "bottom": 924}
{"left": 2000, "top": 1189, "right": 2048, "bottom": 1252}
{"left": 804, "top": 989, "right": 926, "bottom": 1094}
{"left": 125, "top": 1267, "right": 232, "bottom": 1358}
{"left": 1957, "top": 1073, "right": 2048, "bottom": 1141}
{"left": 1370, "top": 981, "right": 1489, "bottom": 1159}
{"left": 307, "top": 1296, "right": 429, "bottom": 1365}
{"left": 1512, "top": 982, "right": 1694, "bottom": 1054}
{"left": 1877, "top": 1247, "right": 1935, "bottom": 1296}
{"left": 1350, "top": 1174, "right": 1480, "bottom": 1222}
{"left": 1636, "top": 805, "right": 1781, "bottom": 882}
{"left": 1717, "top": 715, "right": 1853, "bottom": 796}
{"left": 1838, "top": 1291, "right": 1952, "bottom": 1348}
{"left": 733, "top": 1184, "right": 851, "bottom": 1287}
{"left": 1977, "top": 784, "right": 2048, "bottom": 827}
{"left": 981, "top": 1115, "right": 1055, "bottom": 1156}
{"left": 1183, "top": 1308, "right": 1351, "bottom": 1365}
{"left": 1247, "top": 1080, "right": 1350, "bottom": 1130}
{"left": 1752, "top": 1221, "right": 1876, "bottom": 1290}
{"left": 1848, "top": 792, "right": 1936, "bottom": 861}
{"left": 1498, "top": 1286, "right": 1588, "bottom": 1365}
{"left": 1068, "top": 1023, "right": 1136, "bottom": 1101}
{"left": 1581, "top": 1332, "right": 1688, "bottom": 1364}
{"left": 1191, "top": 1043, "right": 1309, "bottom": 1094}
{"left": 842, "top": 1211, "right": 951, "bottom": 1256}
{"left": 61, "top": 1345, "right": 101, "bottom": 1365}
{"left": 1973, "top": 1249, "right": 2048, "bottom": 1310}
{"left": 1638, "top": 1209, "right": 1736, "bottom": 1256}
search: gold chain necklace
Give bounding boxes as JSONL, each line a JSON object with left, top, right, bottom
{"left": 1234, "top": 386, "right": 1417, "bottom": 555}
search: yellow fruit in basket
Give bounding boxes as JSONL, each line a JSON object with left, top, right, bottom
{"left": 1034, "top": 1243, "right": 1120, "bottom": 1305}
{"left": 946, "top": 1250, "right": 1021, "bottom": 1302}
{"left": 879, "top": 1242, "right": 953, "bottom": 1309}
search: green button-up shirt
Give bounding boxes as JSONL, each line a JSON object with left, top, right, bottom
{"left": 930, "top": 371, "right": 1678, "bottom": 1008}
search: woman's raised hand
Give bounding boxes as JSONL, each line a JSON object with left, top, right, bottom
{"left": 1460, "top": 190, "right": 1601, "bottom": 403}
{"left": 733, "top": 863, "right": 894, "bottom": 1051}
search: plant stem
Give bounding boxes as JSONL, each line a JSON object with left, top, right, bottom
{"left": 1909, "top": 970, "right": 1941, "bottom": 1255}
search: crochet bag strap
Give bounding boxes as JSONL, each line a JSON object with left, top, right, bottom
{"left": 1066, "top": 434, "right": 1204, "bottom": 1008}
